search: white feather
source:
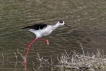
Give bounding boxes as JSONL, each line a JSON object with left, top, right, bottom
{"left": 29, "top": 21, "right": 65, "bottom": 38}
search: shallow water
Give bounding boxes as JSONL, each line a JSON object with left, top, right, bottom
{"left": 0, "top": 0, "right": 106, "bottom": 71}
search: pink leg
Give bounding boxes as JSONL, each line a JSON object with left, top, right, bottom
{"left": 25, "top": 38, "right": 49, "bottom": 58}
{"left": 24, "top": 38, "right": 49, "bottom": 65}
{"left": 36, "top": 38, "right": 49, "bottom": 45}
{"left": 25, "top": 38, "right": 37, "bottom": 58}
{"left": 24, "top": 38, "right": 37, "bottom": 66}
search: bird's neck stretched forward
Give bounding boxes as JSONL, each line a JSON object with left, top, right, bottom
{"left": 52, "top": 22, "right": 61, "bottom": 30}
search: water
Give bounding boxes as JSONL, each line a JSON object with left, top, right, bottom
{"left": 0, "top": 0, "right": 106, "bottom": 71}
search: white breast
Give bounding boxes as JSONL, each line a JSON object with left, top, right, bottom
{"left": 29, "top": 25, "right": 53, "bottom": 38}
{"left": 41, "top": 25, "right": 53, "bottom": 36}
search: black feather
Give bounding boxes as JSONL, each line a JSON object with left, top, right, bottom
{"left": 22, "top": 23, "right": 47, "bottom": 30}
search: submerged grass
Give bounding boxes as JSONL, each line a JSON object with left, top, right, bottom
{"left": 58, "top": 49, "right": 106, "bottom": 71}
{"left": 0, "top": 0, "right": 106, "bottom": 71}
{"left": 36, "top": 45, "right": 106, "bottom": 71}
{"left": 36, "top": 47, "right": 106, "bottom": 71}
{"left": 0, "top": 47, "right": 106, "bottom": 71}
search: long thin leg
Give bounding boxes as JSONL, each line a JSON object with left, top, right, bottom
{"left": 24, "top": 38, "right": 37, "bottom": 66}
{"left": 26, "top": 38, "right": 37, "bottom": 58}
{"left": 25, "top": 38, "right": 49, "bottom": 58}
{"left": 24, "top": 38, "right": 49, "bottom": 66}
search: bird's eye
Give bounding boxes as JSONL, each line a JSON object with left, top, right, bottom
{"left": 59, "top": 20, "right": 63, "bottom": 23}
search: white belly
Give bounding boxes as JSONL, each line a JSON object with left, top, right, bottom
{"left": 41, "top": 30, "right": 52, "bottom": 36}
{"left": 29, "top": 25, "right": 53, "bottom": 38}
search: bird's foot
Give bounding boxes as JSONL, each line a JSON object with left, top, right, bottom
{"left": 46, "top": 40, "right": 49, "bottom": 45}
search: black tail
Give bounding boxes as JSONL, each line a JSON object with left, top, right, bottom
{"left": 22, "top": 26, "right": 32, "bottom": 29}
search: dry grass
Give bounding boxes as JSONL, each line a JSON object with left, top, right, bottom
{"left": 0, "top": 0, "right": 106, "bottom": 71}
{"left": 0, "top": 47, "right": 106, "bottom": 71}
{"left": 57, "top": 49, "right": 106, "bottom": 71}
{"left": 36, "top": 47, "right": 106, "bottom": 71}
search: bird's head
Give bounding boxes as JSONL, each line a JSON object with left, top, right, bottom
{"left": 58, "top": 20, "right": 71, "bottom": 28}
{"left": 58, "top": 20, "right": 65, "bottom": 25}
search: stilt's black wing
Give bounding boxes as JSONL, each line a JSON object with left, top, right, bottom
{"left": 22, "top": 23, "right": 47, "bottom": 30}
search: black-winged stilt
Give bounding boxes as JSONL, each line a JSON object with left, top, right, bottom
{"left": 22, "top": 20, "right": 71, "bottom": 64}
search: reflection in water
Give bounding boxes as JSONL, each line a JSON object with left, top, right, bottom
{"left": 0, "top": 49, "right": 106, "bottom": 71}
{"left": 0, "top": 50, "right": 79, "bottom": 71}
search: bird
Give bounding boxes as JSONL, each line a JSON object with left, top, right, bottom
{"left": 22, "top": 20, "right": 71, "bottom": 64}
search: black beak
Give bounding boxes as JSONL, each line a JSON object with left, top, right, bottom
{"left": 64, "top": 24, "right": 71, "bottom": 28}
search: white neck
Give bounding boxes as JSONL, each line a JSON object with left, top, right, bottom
{"left": 52, "top": 22, "right": 60, "bottom": 30}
